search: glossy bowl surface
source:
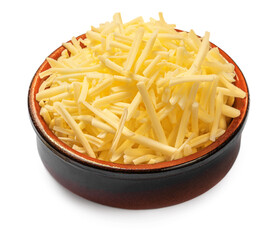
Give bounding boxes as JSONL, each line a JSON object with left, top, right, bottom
{"left": 28, "top": 32, "right": 249, "bottom": 209}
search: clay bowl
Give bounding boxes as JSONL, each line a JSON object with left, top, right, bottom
{"left": 28, "top": 32, "right": 249, "bottom": 209}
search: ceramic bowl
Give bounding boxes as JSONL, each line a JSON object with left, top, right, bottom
{"left": 28, "top": 33, "right": 249, "bottom": 209}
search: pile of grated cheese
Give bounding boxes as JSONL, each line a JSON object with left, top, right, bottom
{"left": 37, "top": 13, "right": 246, "bottom": 165}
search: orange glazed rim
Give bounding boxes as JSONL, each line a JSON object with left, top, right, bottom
{"left": 28, "top": 32, "right": 249, "bottom": 172}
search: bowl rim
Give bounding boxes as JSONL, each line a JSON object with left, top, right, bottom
{"left": 28, "top": 31, "right": 249, "bottom": 172}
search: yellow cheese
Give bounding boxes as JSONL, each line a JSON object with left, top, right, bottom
{"left": 158, "top": 12, "right": 166, "bottom": 24}
{"left": 83, "top": 100, "right": 176, "bottom": 156}
{"left": 162, "top": 87, "right": 171, "bottom": 103}
{"left": 133, "top": 154, "right": 157, "bottom": 165}
{"left": 113, "top": 12, "right": 124, "bottom": 34}
{"left": 203, "top": 61, "right": 234, "bottom": 73}
{"left": 169, "top": 74, "right": 217, "bottom": 86}
{"left": 72, "top": 82, "right": 81, "bottom": 103}
{"left": 188, "top": 29, "right": 201, "bottom": 50}
{"left": 88, "top": 77, "right": 112, "bottom": 96}
{"left": 124, "top": 147, "right": 154, "bottom": 157}
{"left": 209, "top": 78, "right": 219, "bottom": 116}
{"left": 106, "top": 108, "right": 128, "bottom": 161}
{"left": 221, "top": 104, "right": 240, "bottom": 118}
{"left": 86, "top": 30, "right": 105, "bottom": 47}
{"left": 101, "top": 22, "right": 117, "bottom": 35}
{"left": 126, "top": 70, "right": 159, "bottom": 121}
{"left": 158, "top": 33, "right": 184, "bottom": 40}
{"left": 92, "top": 91, "right": 130, "bottom": 107}
{"left": 143, "top": 54, "right": 162, "bottom": 77}
{"left": 62, "top": 42, "right": 78, "bottom": 56}
{"left": 110, "top": 40, "right": 131, "bottom": 51}
{"left": 200, "top": 82, "right": 212, "bottom": 109}
{"left": 198, "top": 108, "right": 214, "bottom": 123}
{"left": 190, "top": 129, "right": 225, "bottom": 148}
{"left": 148, "top": 156, "right": 166, "bottom": 164}
{"left": 207, "top": 47, "right": 227, "bottom": 64}
{"left": 149, "top": 89, "right": 157, "bottom": 109}
{"left": 175, "top": 83, "right": 200, "bottom": 148}
{"left": 124, "top": 27, "right": 144, "bottom": 72}
{"left": 36, "top": 13, "right": 246, "bottom": 165}
{"left": 103, "top": 108, "right": 120, "bottom": 122}
{"left": 219, "top": 74, "right": 246, "bottom": 98}
{"left": 73, "top": 115, "right": 115, "bottom": 134}
{"left": 40, "top": 107, "right": 51, "bottom": 125}
{"left": 113, "top": 75, "right": 131, "bottom": 82}
{"left": 49, "top": 92, "right": 72, "bottom": 102}
{"left": 176, "top": 47, "right": 185, "bottom": 66}
{"left": 134, "top": 29, "right": 158, "bottom": 73}
{"left": 55, "top": 73, "right": 89, "bottom": 81}
{"left": 191, "top": 102, "right": 199, "bottom": 135}
{"left": 72, "top": 144, "right": 86, "bottom": 153}
{"left": 98, "top": 55, "right": 125, "bottom": 75}
{"left": 58, "top": 129, "right": 104, "bottom": 148}
{"left": 36, "top": 85, "right": 68, "bottom": 101}
{"left": 219, "top": 115, "right": 227, "bottom": 130}
{"left": 40, "top": 65, "right": 102, "bottom": 78}
{"left": 137, "top": 81, "right": 167, "bottom": 144}
{"left": 157, "top": 105, "right": 174, "bottom": 121}
{"left": 47, "top": 57, "right": 66, "bottom": 68}
{"left": 78, "top": 77, "right": 89, "bottom": 103}
{"left": 111, "top": 123, "right": 148, "bottom": 162}
{"left": 187, "top": 31, "right": 210, "bottom": 75}
{"left": 53, "top": 126, "right": 74, "bottom": 136}
{"left": 210, "top": 92, "right": 223, "bottom": 141}
{"left": 54, "top": 102, "right": 96, "bottom": 158}
{"left": 113, "top": 36, "right": 133, "bottom": 46}
{"left": 171, "top": 133, "right": 195, "bottom": 160}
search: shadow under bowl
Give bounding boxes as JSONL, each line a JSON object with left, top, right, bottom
{"left": 28, "top": 33, "right": 249, "bottom": 209}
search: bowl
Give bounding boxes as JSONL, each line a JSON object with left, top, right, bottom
{"left": 28, "top": 33, "right": 249, "bottom": 209}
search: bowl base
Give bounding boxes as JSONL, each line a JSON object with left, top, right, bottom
{"left": 37, "top": 133, "right": 241, "bottom": 209}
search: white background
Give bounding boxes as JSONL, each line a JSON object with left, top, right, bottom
{"left": 1, "top": 0, "right": 269, "bottom": 239}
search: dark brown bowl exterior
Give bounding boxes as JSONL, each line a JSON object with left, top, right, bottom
{"left": 35, "top": 125, "right": 244, "bottom": 209}
{"left": 28, "top": 32, "right": 249, "bottom": 209}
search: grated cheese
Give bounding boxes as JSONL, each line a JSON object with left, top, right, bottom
{"left": 134, "top": 29, "right": 158, "bottom": 73}
{"left": 124, "top": 27, "right": 144, "bottom": 72}
{"left": 54, "top": 102, "right": 96, "bottom": 158}
{"left": 106, "top": 108, "right": 128, "bottom": 161}
{"left": 169, "top": 74, "right": 217, "bottom": 86}
{"left": 137, "top": 81, "right": 167, "bottom": 144}
{"left": 36, "top": 13, "right": 246, "bottom": 165}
